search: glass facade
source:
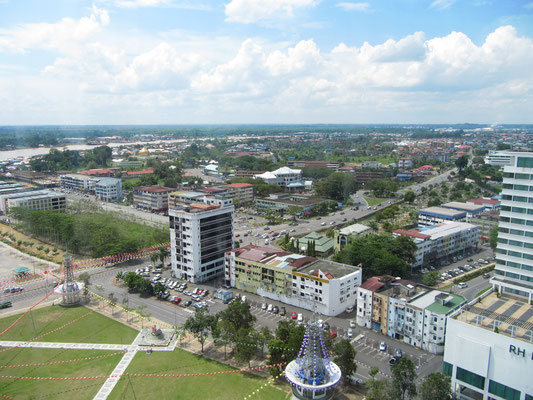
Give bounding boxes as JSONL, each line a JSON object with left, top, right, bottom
{"left": 517, "top": 157, "right": 533, "bottom": 168}
{"left": 456, "top": 366, "right": 485, "bottom": 389}
{"left": 488, "top": 379, "right": 521, "bottom": 400}
{"left": 443, "top": 361, "right": 453, "bottom": 376}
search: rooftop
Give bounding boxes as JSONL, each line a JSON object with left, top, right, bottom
{"left": 134, "top": 185, "right": 174, "bottom": 193}
{"left": 413, "top": 291, "right": 465, "bottom": 314}
{"left": 225, "top": 183, "right": 253, "bottom": 188}
{"left": 454, "top": 291, "right": 533, "bottom": 344}
{"left": 442, "top": 201, "right": 485, "bottom": 212}
{"left": 467, "top": 198, "right": 501, "bottom": 206}
{"left": 338, "top": 223, "right": 371, "bottom": 236}
{"left": 419, "top": 206, "right": 467, "bottom": 218}
{"left": 169, "top": 191, "right": 205, "bottom": 198}
{"left": 95, "top": 177, "right": 121, "bottom": 186}
{"left": 418, "top": 221, "right": 478, "bottom": 239}
{"left": 79, "top": 168, "right": 114, "bottom": 176}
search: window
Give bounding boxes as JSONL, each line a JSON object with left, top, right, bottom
{"left": 489, "top": 380, "right": 521, "bottom": 400}
{"left": 517, "top": 157, "right": 533, "bottom": 168}
{"left": 456, "top": 367, "right": 485, "bottom": 389}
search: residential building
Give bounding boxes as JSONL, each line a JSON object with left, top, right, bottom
{"left": 225, "top": 245, "right": 362, "bottom": 316}
{"left": 470, "top": 211, "right": 499, "bottom": 241}
{"left": 224, "top": 183, "right": 254, "bottom": 204}
{"left": 360, "top": 160, "right": 382, "bottom": 169}
{"left": 442, "top": 201, "right": 486, "bottom": 218}
{"left": 357, "top": 276, "right": 466, "bottom": 354}
{"left": 169, "top": 200, "right": 234, "bottom": 283}
{"left": 94, "top": 178, "right": 122, "bottom": 203}
{"left": 133, "top": 185, "right": 174, "bottom": 212}
{"left": 485, "top": 150, "right": 514, "bottom": 166}
{"left": 60, "top": 174, "right": 98, "bottom": 192}
{"left": 398, "top": 158, "right": 413, "bottom": 169}
{"left": 255, "top": 193, "right": 328, "bottom": 214}
{"left": 418, "top": 206, "right": 467, "bottom": 227}
{"left": 492, "top": 151, "right": 533, "bottom": 303}
{"left": 295, "top": 231, "right": 334, "bottom": 257}
{"left": 0, "top": 183, "right": 33, "bottom": 196}
{"left": 393, "top": 222, "right": 479, "bottom": 269}
{"left": 0, "top": 190, "right": 66, "bottom": 213}
{"left": 467, "top": 198, "right": 501, "bottom": 211}
{"left": 122, "top": 167, "right": 154, "bottom": 179}
{"left": 287, "top": 160, "right": 340, "bottom": 171}
{"left": 353, "top": 171, "right": 384, "bottom": 184}
{"left": 444, "top": 290, "right": 532, "bottom": 399}
{"left": 334, "top": 223, "right": 371, "bottom": 252}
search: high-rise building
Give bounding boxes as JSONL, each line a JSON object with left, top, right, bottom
{"left": 169, "top": 199, "right": 234, "bottom": 283}
{"left": 492, "top": 151, "right": 533, "bottom": 303}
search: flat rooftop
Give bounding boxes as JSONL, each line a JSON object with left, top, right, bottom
{"left": 418, "top": 221, "right": 478, "bottom": 239}
{"left": 297, "top": 259, "right": 360, "bottom": 279}
{"left": 419, "top": 206, "right": 466, "bottom": 217}
{"left": 338, "top": 223, "right": 370, "bottom": 236}
{"left": 442, "top": 201, "right": 485, "bottom": 212}
{"left": 454, "top": 291, "right": 533, "bottom": 343}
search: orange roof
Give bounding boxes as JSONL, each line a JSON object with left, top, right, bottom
{"left": 79, "top": 169, "right": 114, "bottom": 175}
{"left": 226, "top": 183, "right": 253, "bottom": 188}
{"left": 125, "top": 168, "right": 154, "bottom": 176}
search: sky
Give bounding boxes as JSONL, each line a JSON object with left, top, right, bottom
{"left": 0, "top": 0, "right": 533, "bottom": 125}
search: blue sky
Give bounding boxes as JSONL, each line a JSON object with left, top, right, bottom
{"left": 1, "top": 0, "right": 532, "bottom": 124}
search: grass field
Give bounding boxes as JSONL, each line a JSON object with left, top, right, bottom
{"left": 109, "top": 349, "right": 290, "bottom": 400}
{"left": 364, "top": 197, "right": 388, "bottom": 207}
{"left": 0, "top": 306, "right": 138, "bottom": 344}
{"left": 0, "top": 347, "right": 120, "bottom": 400}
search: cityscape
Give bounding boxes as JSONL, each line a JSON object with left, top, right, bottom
{"left": 1, "top": 1, "right": 533, "bottom": 400}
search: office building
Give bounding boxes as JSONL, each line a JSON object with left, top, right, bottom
{"left": 169, "top": 200, "right": 234, "bottom": 283}
{"left": 224, "top": 183, "right": 254, "bottom": 204}
{"left": 442, "top": 201, "right": 486, "bottom": 218}
{"left": 0, "top": 190, "right": 66, "bottom": 213}
{"left": 60, "top": 174, "right": 98, "bottom": 192}
{"left": 444, "top": 290, "right": 532, "bottom": 399}
{"left": 393, "top": 222, "right": 479, "bottom": 269}
{"left": 468, "top": 198, "right": 501, "bottom": 211}
{"left": 225, "top": 244, "right": 362, "bottom": 316}
{"left": 418, "top": 206, "right": 467, "bottom": 227}
{"left": 492, "top": 151, "right": 533, "bottom": 303}
{"left": 94, "top": 178, "right": 122, "bottom": 203}
{"left": 168, "top": 191, "right": 206, "bottom": 209}
{"left": 133, "top": 185, "right": 174, "bottom": 212}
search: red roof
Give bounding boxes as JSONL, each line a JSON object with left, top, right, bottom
{"left": 393, "top": 229, "right": 430, "bottom": 240}
{"left": 468, "top": 198, "right": 500, "bottom": 205}
{"left": 360, "top": 276, "right": 385, "bottom": 292}
{"left": 79, "top": 169, "right": 114, "bottom": 176}
{"left": 226, "top": 183, "right": 253, "bottom": 188}
{"left": 134, "top": 185, "right": 174, "bottom": 193}
{"left": 125, "top": 168, "right": 154, "bottom": 176}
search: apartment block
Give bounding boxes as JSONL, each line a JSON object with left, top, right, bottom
{"left": 133, "top": 185, "right": 174, "bottom": 212}
{"left": 0, "top": 190, "right": 66, "bottom": 213}
{"left": 94, "top": 178, "right": 122, "bottom": 203}
{"left": 225, "top": 245, "right": 362, "bottom": 316}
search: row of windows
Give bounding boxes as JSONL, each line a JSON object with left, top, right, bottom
{"left": 501, "top": 205, "right": 533, "bottom": 214}
{"left": 496, "top": 258, "right": 533, "bottom": 272}
{"left": 501, "top": 194, "right": 533, "bottom": 203}
{"left": 499, "top": 216, "right": 533, "bottom": 226}
{"left": 497, "top": 237, "right": 533, "bottom": 249}
{"left": 503, "top": 172, "right": 533, "bottom": 180}
{"left": 499, "top": 227, "right": 533, "bottom": 238}
{"left": 517, "top": 156, "right": 533, "bottom": 168}
{"left": 495, "top": 248, "right": 533, "bottom": 261}
{"left": 494, "top": 269, "right": 533, "bottom": 282}
{"left": 502, "top": 183, "right": 533, "bottom": 192}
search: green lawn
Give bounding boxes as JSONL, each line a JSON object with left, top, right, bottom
{"left": 0, "top": 347, "right": 120, "bottom": 400}
{"left": 0, "top": 306, "right": 138, "bottom": 344}
{"left": 364, "top": 197, "right": 388, "bottom": 207}
{"left": 109, "top": 349, "right": 290, "bottom": 400}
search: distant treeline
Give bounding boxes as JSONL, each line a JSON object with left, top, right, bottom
{"left": 11, "top": 208, "right": 168, "bottom": 257}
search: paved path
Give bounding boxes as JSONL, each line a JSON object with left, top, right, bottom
{"left": 0, "top": 340, "right": 130, "bottom": 351}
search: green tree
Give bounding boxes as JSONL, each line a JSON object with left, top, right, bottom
{"left": 159, "top": 247, "right": 169, "bottom": 265}
{"left": 333, "top": 339, "right": 357, "bottom": 381}
{"left": 154, "top": 282, "right": 166, "bottom": 295}
{"left": 150, "top": 252, "right": 159, "bottom": 265}
{"left": 108, "top": 293, "right": 118, "bottom": 315}
{"left": 136, "top": 279, "right": 154, "bottom": 296}
{"left": 184, "top": 307, "right": 217, "bottom": 352}
{"left": 268, "top": 338, "right": 286, "bottom": 377}
{"left": 234, "top": 328, "right": 259, "bottom": 367}
{"left": 418, "top": 372, "right": 455, "bottom": 400}
{"left": 213, "top": 319, "right": 236, "bottom": 360}
{"left": 390, "top": 357, "right": 417, "bottom": 400}
{"left": 455, "top": 155, "right": 469, "bottom": 172}
{"left": 489, "top": 226, "right": 498, "bottom": 251}
{"left": 217, "top": 297, "right": 256, "bottom": 332}
{"left": 365, "top": 367, "right": 389, "bottom": 400}
{"left": 78, "top": 272, "right": 91, "bottom": 300}
{"left": 422, "top": 270, "right": 439, "bottom": 287}
{"left": 403, "top": 191, "right": 416, "bottom": 204}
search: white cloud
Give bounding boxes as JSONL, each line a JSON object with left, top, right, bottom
{"left": 524, "top": 2, "right": 533, "bottom": 9}
{"left": 430, "top": 0, "right": 456, "bottom": 10}
{"left": 0, "top": 6, "right": 109, "bottom": 53}
{"left": 224, "top": 0, "right": 317, "bottom": 24}
{"left": 111, "top": 0, "right": 212, "bottom": 10}
{"left": 336, "top": 2, "right": 370, "bottom": 12}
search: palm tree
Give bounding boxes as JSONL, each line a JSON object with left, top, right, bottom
{"left": 150, "top": 252, "right": 159, "bottom": 265}
{"left": 159, "top": 247, "right": 169, "bottom": 266}
{"left": 369, "top": 221, "right": 379, "bottom": 233}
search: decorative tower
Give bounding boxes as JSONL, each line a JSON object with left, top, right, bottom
{"left": 285, "top": 319, "right": 342, "bottom": 400}
{"left": 54, "top": 253, "right": 83, "bottom": 307}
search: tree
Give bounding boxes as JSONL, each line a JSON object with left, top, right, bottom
{"left": 150, "top": 252, "right": 159, "bottom": 265}
{"left": 184, "top": 307, "right": 217, "bottom": 352}
{"left": 268, "top": 338, "right": 287, "bottom": 377}
{"left": 403, "top": 191, "right": 416, "bottom": 204}
{"left": 390, "top": 357, "right": 417, "bottom": 400}
{"left": 217, "top": 298, "right": 256, "bottom": 332}
{"left": 489, "top": 226, "right": 498, "bottom": 251}
{"left": 213, "top": 319, "right": 236, "bottom": 360}
{"left": 136, "top": 279, "right": 154, "bottom": 296}
{"left": 78, "top": 272, "right": 91, "bottom": 301}
{"left": 418, "top": 372, "right": 455, "bottom": 400}
{"left": 154, "top": 282, "right": 166, "bottom": 296}
{"left": 159, "top": 247, "right": 169, "bottom": 265}
{"left": 422, "top": 270, "right": 439, "bottom": 287}
{"left": 234, "top": 328, "right": 259, "bottom": 367}
{"left": 333, "top": 339, "right": 357, "bottom": 381}
{"left": 455, "top": 155, "right": 468, "bottom": 172}
{"left": 365, "top": 367, "right": 389, "bottom": 400}
{"left": 258, "top": 326, "right": 273, "bottom": 358}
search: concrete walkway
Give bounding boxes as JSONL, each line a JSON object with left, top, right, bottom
{"left": 0, "top": 340, "right": 130, "bottom": 351}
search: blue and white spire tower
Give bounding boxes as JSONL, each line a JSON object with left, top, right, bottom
{"left": 285, "top": 318, "right": 342, "bottom": 399}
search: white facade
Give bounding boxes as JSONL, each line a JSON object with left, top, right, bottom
{"left": 484, "top": 151, "right": 514, "bottom": 166}
{"left": 170, "top": 202, "right": 234, "bottom": 283}
{"left": 356, "top": 287, "right": 374, "bottom": 328}
{"left": 60, "top": 174, "right": 98, "bottom": 192}
{"left": 444, "top": 296, "right": 533, "bottom": 400}
{"left": 492, "top": 151, "right": 533, "bottom": 303}
{"left": 254, "top": 167, "right": 302, "bottom": 187}
{"left": 3, "top": 190, "right": 66, "bottom": 213}
{"left": 94, "top": 178, "right": 122, "bottom": 203}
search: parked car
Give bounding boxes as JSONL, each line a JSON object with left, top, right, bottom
{"left": 262, "top": 303, "right": 267, "bottom": 310}
{"left": 346, "top": 305, "right": 354, "bottom": 313}
{"left": 483, "top": 273, "right": 491, "bottom": 279}
{"left": 379, "top": 342, "right": 387, "bottom": 351}
{"left": 346, "top": 375, "right": 362, "bottom": 386}
{"left": 395, "top": 349, "right": 403, "bottom": 358}
{"left": 323, "top": 321, "right": 330, "bottom": 331}
{"left": 280, "top": 306, "right": 286, "bottom": 316}
{"left": 267, "top": 304, "right": 273, "bottom": 312}
{"left": 291, "top": 311, "right": 297, "bottom": 319}
{"left": 347, "top": 328, "right": 354, "bottom": 338}
{"left": 0, "top": 301, "right": 12, "bottom": 309}
{"left": 458, "top": 282, "right": 468, "bottom": 289}
{"left": 389, "top": 357, "right": 399, "bottom": 366}
{"left": 330, "top": 331, "right": 337, "bottom": 339}
{"left": 350, "top": 320, "right": 356, "bottom": 328}
{"left": 297, "top": 313, "right": 303, "bottom": 323}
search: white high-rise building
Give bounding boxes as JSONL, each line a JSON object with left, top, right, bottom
{"left": 492, "top": 151, "right": 533, "bottom": 303}
{"left": 169, "top": 199, "right": 234, "bottom": 283}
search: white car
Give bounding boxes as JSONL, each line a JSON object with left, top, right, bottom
{"left": 379, "top": 342, "right": 387, "bottom": 351}
{"left": 347, "top": 328, "right": 354, "bottom": 338}
{"left": 297, "top": 313, "right": 303, "bottom": 322}
{"left": 458, "top": 282, "right": 468, "bottom": 289}
{"left": 267, "top": 304, "right": 273, "bottom": 312}
{"left": 350, "top": 320, "right": 356, "bottom": 328}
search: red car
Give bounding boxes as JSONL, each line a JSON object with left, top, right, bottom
{"left": 235, "top": 234, "right": 240, "bottom": 237}
{"left": 173, "top": 297, "right": 182, "bottom": 304}
{"left": 291, "top": 312, "right": 297, "bottom": 319}
{"left": 330, "top": 331, "right": 337, "bottom": 339}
